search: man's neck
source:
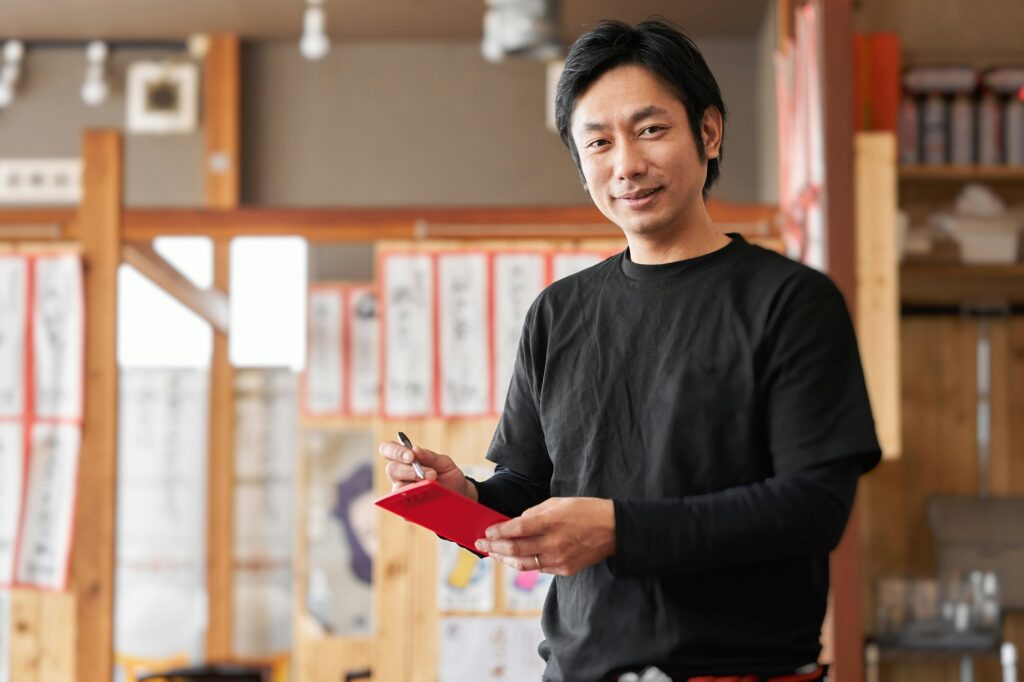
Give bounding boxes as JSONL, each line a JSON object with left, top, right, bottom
{"left": 626, "top": 218, "right": 731, "bottom": 265}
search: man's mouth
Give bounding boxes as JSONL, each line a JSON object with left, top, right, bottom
{"left": 617, "top": 187, "right": 663, "bottom": 201}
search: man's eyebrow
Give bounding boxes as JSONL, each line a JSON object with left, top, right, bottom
{"left": 579, "top": 105, "right": 671, "bottom": 133}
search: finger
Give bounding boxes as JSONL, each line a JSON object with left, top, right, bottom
{"left": 378, "top": 440, "right": 415, "bottom": 464}
{"left": 385, "top": 461, "right": 437, "bottom": 483}
{"left": 474, "top": 536, "right": 543, "bottom": 557}
{"left": 485, "top": 514, "right": 546, "bottom": 540}
{"left": 488, "top": 553, "right": 538, "bottom": 572}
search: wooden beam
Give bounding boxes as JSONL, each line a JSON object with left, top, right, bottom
{"left": 121, "top": 241, "right": 230, "bottom": 333}
{"left": 74, "top": 129, "right": 122, "bottom": 682}
{"left": 204, "top": 35, "right": 241, "bottom": 209}
{"left": 2, "top": 201, "right": 779, "bottom": 242}
{"left": 203, "top": 34, "right": 240, "bottom": 662}
{"left": 855, "top": 133, "right": 901, "bottom": 461}
{"left": 818, "top": 0, "right": 864, "bottom": 680}
{"left": 206, "top": 239, "right": 235, "bottom": 661}
{"left": 119, "top": 202, "right": 776, "bottom": 241}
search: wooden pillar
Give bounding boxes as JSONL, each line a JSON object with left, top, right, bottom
{"left": 74, "top": 130, "right": 123, "bottom": 682}
{"left": 203, "top": 34, "right": 240, "bottom": 660}
{"left": 818, "top": 1, "right": 863, "bottom": 680}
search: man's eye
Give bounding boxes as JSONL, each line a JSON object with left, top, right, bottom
{"left": 588, "top": 139, "right": 610, "bottom": 148}
{"left": 641, "top": 126, "right": 664, "bottom": 135}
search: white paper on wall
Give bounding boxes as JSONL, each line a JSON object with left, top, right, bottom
{"left": 438, "top": 254, "right": 490, "bottom": 416}
{"left": 0, "top": 424, "right": 23, "bottom": 586}
{"left": 0, "top": 257, "right": 27, "bottom": 418}
{"left": 33, "top": 255, "right": 83, "bottom": 420}
{"left": 551, "top": 252, "right": 603, "bottom": 281}
{"left": 437, "top": 542, "right": 495, "bottom": 612}
{"left": 305, "top": 429, "right": 375, "bottom": 635}
{"left": 15, "top": 422, "right": 80, "bottom": 589}
{"left": 348, "top": 288, "right": 379, "bottom": 415}
{"left": 383, "top": 254, "right": 434, "bottom": 417}
{"left": 115, "top": 369, "right": 208, "bottom": 662}
{"left": 0, "top": 588, "right": 9, "bottom": 682}
{"left": 233, "top": 369, "right": 296, "bottom": 657}
{"left": 439, "top": 617, "right": 546, "bottom": 682}
{"left": 504, "top": 568, "right": 553, "bottom": 612}
{"left": 492, "top": 254, "right": 546, "bottom": 413}
{"left": 305, "top": 288, "right": 344, "bottom": 415}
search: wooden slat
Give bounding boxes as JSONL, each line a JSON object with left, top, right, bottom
{"left": 902, "top": 264, "right": 1024, "bottom": 306}
{"left": 205, "top": 239, "right": 235, "bottom": 661}
{"left": 855, "top": 132, "right": 902, "bottom": 460}
{"left": 203, "top": 34, "right": 240, "bottom": 662}
{"left": 74, "top": 129, "right": 122, "bottom": 682}
{"left": 122, "top": 241, "right": 229, "bottom": 333}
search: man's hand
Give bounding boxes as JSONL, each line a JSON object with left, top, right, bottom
{"left": 474, "top": 497, "right": 615, "bottom": 576}
{"left": 377, "top": 440, "right": 477, "bottom": 500}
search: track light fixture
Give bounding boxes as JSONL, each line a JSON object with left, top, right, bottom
{"left": 0, "top": 40, "right": 25, "bottom": 108}
{"left": 80, "top": 40, "right": 109, "bottom": 106}
{"left": 481, "top": 0, "right": 562, "bottom": 63}
{"left": 300, "top": 0, "right": 330, "bottom": 61}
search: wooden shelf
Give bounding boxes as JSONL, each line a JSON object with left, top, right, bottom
{"left": 900, "top": 165, "right": 1024, "bottom": 182}
{"left": 901, "top": 262, "right": 1024, "bottom": 306}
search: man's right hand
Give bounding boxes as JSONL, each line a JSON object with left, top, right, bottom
{"left": 378, "top": 439, "right": 478, "bottom": 501}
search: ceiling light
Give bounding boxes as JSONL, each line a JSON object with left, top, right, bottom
{"left": 300, "top": 0, "right": 330, "bottom": 61}
{"left": 0, "top": 40, "right": 25, "bottom": 108}
{"left": 482, "top": 0, "right": 562, "bottom": 63}
{"left": 80, "top": 40, "right": 109, "bottom": 106}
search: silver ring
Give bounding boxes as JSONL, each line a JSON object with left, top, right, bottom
{"left": 533, "top": 555, "right": 542, "bottom": 571}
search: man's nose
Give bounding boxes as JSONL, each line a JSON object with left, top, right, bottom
{"left": 613, "top": 139, "right": 647, "bottom": 181}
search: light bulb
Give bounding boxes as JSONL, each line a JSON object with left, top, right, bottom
{"left": 3, "top": 40, "right": 24, "bottom": 64}
{"left": 0, "top": 81, "right": 13, "bottom": 108}
{"left": 300, "top": 6, "right": 330, "bottom": 60}
{"left": 86, "top": 40, "right": 108, "bottom": 64}
{"left": 81, "top": 76, "right": 108, "bottom": 106}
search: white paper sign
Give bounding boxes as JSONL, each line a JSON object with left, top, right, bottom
{"left": 383, "top": 254, "right": 434, "bottom": 417}
{"left": 33, "top": 255, "right": 83, "bottom": 420}
{"left": 348, "top": 288, "right": 379, "bottom": 415}
{"left": 438, "top": 254, "right": 490, "bottom": 416}
{"left": 115, "top": 369, "right": 208, "bottom": 662}
{"left": 439, "top": 617, "right": 546, "bottom": 682}
{"left": 492, "top": 254, "right": 546, "bottom": 413}
{"left": 15, "top": 422, "right": 80, "bottom": 589}
{"left": 0, "top": 257, "right": 27, "bottom": 418}
{"left": 552, "top": 252, "right": 603, "bottom": 281}
{"left": 504, "top": 568, "right": 553, "bottom": 612}
{"left": 0, "top": 424, "right": 23, "bottom": 585}
{"left": 437, "top": 542, "right": 495, "bottom": 612}
{"left": 305, "top": 288, "right": 344, "bottom": 415}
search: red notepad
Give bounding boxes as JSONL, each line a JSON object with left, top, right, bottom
{"left": 375, "top": 480, "right": 510, "bottom": 554}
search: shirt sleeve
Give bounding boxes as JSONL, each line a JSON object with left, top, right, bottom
{"left": 485, "top": 299, "right": 554, "bottom": 483}
{"left": 471, "top": 464, "right": 551, "bottom": 519}
{"left": 609, "top": 453, "right": 862, "bottom": 577}
{"left": 760, "top": 270, "right": 882, "bottom": 474}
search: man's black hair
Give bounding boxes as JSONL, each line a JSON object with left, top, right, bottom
{"left": 554, "top": 19, "right": 727, "bottom": 198}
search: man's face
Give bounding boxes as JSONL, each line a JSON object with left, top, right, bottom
{"left": 570, "top": 64, "right": 720, "bottom": 240}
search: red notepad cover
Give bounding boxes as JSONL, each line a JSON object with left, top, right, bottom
{"left": 374, "top": 480, "right": 510, "bottom": 554}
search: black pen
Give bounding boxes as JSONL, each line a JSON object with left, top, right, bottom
{"left": 397, "top": 431, "right": 426, "bottom": 480}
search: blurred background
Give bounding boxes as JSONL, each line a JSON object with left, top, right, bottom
{"left": 0, "top": 1, "right": 1022, "bottom": 681}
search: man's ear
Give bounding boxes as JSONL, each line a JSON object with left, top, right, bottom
{"left": 701, "top": 107, "right": 723, "bottom": 160}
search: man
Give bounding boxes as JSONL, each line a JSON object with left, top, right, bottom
{"left": 379, "top": 19, "right": 880, "bottom": 682}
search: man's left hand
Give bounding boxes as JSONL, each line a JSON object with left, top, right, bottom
{"left": 474, "top": 497, "right": 616, "bottom": 576}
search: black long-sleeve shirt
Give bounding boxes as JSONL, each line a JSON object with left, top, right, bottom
{"left": 474, "top": 454, "right": 860, "bottom": 576}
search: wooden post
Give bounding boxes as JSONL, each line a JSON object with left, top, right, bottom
{"left": 204, "top": 34, "right": 240, "bottom": 660}
{"left": 817, "top": 1, "right": 864, "bottom": 680}
{"left": 74, "top": 129, "right": 123, "bottom": 682}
